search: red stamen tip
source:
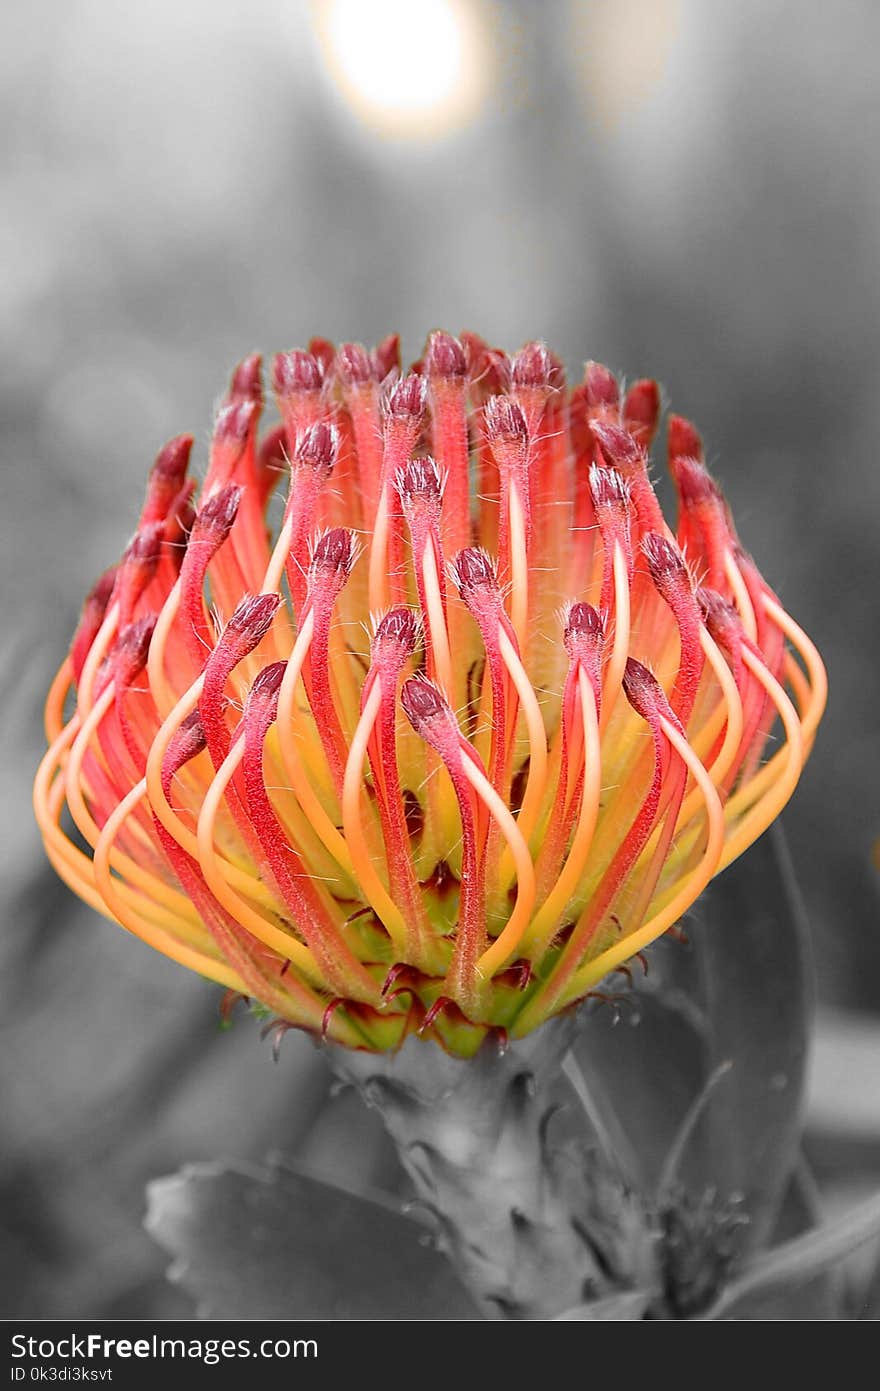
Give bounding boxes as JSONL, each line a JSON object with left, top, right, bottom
{"left": 425, "top": 330, "right": 467, "bottom": 380}
{"left": 114, "top": 614, "right": 157, "bottom": 684}
{"left": 385, "top": 372, "right": 427, "bottom": 421}
{"left": 622, "top": 658, "right": 675, "bottom": 725}
{"left": 623, "top": 379, "right": 661, "bottom": 440}
{"left": 293, "top": 421, "right": 339, "bottom": 476}
{"left": 230, "top": 354, "right": 263, "bottom": 404}
{"left": 126, "top": 522, "right": 164, "bottom": 566}
{"left": 642, "top": 532, "right": 689, "bottom": 585}
{"left": 563, "top": 602, "right": 604, "bottom": 662}
{"left": 226, "top": 593, "right": 281, "bottom": 644}
{"left": 670, "top": 454, "right": 719, "bottom": 506}
{"left": 193, "top": 483, "right": 242, "bottom": 539}
{"left": 396, "top": 455, "right": 444, "bottom": 510}
{"left": 697, "top": 587, "right": 743, "bottom": 647}
{"left": 372, "top": 607, "right": 420, "bottom": 659}
{"left": 401, "top": 673, "right": 450, "bottom": 732}
{"left": 512, "top": 341, "right": 553, "bottom": 389}
{"left": 245, "top": 660, "right": 288, "bottom": 718}
{"left": 583, "top": 361, "right": 619, "bottom": 410}
{"left": 450, "top": 546, "right": 498, "bottom": 595}
{"left": 484, "top": 395, "right": 528, "bottom": 444}
{"left": 152, "top": 434, "right": 193, "bottom": 484}
{"left": 336, "top": 342, "right": 374, "bottom": 387}
{"left": 164, "top": 708, "right": 208, "bottom": 774}
{"left": 589, "top": 461, "right": 630, "bottom": 515}
{"left": 273, "top": 350, "right": 324, "bottom": 396}
{"left": 214, "top": 399, "right": 257, "bottom": 445}
{"left": 590, "top": 419, "right": 642, "bottom": 471}
{"left": 309, "top": 527, "right": 358, "bottom": 583}
{"left": 668, "top": 414, "right": 704, "bottom": 463}
{"left": 71, "top": 567, "right": 119, "bottom": 680}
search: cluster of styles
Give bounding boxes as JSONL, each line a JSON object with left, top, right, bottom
{"left": 35, "top": 332, "right": 825, "bottom": 1056}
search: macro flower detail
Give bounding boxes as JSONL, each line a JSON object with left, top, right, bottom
{"left": 35, "top": 333, "right": 826, "bottom": 1056}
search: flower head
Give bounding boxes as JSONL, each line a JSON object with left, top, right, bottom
{"left": 35, "top": 333, "right": 826, "bottom": 1056}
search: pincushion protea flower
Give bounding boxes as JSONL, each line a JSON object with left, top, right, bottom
{"left": 34, "top": 333, "right": 826, "bottom": 1058}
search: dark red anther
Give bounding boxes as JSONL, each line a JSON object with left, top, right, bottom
{"left": 512, "top": 341, "right": 553, "bottom": 390}
{"left": 623, "top": 379, "right": 661, "bottom": 447}
{"left": 385, "top": 371, "right": 427, "bottom": 422}
{"left": 450, "top": 546, "right": 498, "bottom": 595}
{"left": 590, "top": 420, "right": 643, "bottom": 475}
{"left": 115, "top": 522, "right": 164, "bottom": 622}
{"left": 273, "top": 350, "right": 324, "bottom": 397}
{"left": 642, "top": 532, "right": 690, "bottom": 588}
{"left": 229, "top": 353, "right": 263, "bottom": 405}
{"left": 199, "top": 593, "right": 281, "bottom": 770}
{"left": 670, "top": 454, "right": 719, "bottom": 506}
{"left": 113, "top": 615, "right": 157, "bottom": 687}
{"left": 698, "top": 587, "right": 744, "bottom": 653}
{"left": 583, "top": 361, "right": 620, "bottom": 411}
{"left": 213, "top": 398, "right": 257, "bottom": 446}
{"left": 162, "top": 709, "right": 209, "bottom": 783}
{"left": 309, "top": 527, "right": 358, "bottom": 585}
{"left": 336, "top": 342, "right": 374, "bottom": 387}
{"left": 396, "top": 455, "right": 444, "bottom": 508}
{"left": 141, "top": 435, "right": 193, "bottom": 525}
{"left": 622, "top": 657, "right": 677, "bottom": 727}
{"left": 401, "top": 673, "right": 448, "bottom": 729}
{"left": 293, "top": 420, "right": 339, "bottom": 477}
{"left": 484, "top": 395, "right": 529, "bottom": 445}
{"left": 642, "top": 532, "right": 703, "bottom": 723}
{"left": 71, "top": 567, "right": 118, "bottom": 683}
{"left": 425, "top": 330, "right": 467, "bottom": 380}
{"left": 589, "top": 461, "right": 630, "bottom": 516}
{"left": 563, "top": 602, "right": 604, "bottom": 663}
{"left": 192, "top": 483, "right": 242, "bottom": 540}
{"left": 224, "top": 592, "right": 281, "bottom": 648}
{"left": 372, "top": 607, "right": 420, "bottom": 660}
{"left": 244, "top": 660, "right": 287, "bottom": 718}
{"left": 668, "top": 414, "right": 704, "bottom": 464}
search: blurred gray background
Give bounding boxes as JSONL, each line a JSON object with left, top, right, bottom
{"left": 2, "top": 0, "right": 879, "bottom": 1316}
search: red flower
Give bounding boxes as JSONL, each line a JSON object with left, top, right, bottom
{"left": 34, "top": 334, "right": 826, "bottom": 1055}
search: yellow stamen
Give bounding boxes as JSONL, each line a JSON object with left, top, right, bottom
{"left": 497, "top": 626, "right": 549, "bottom": 846}
{"left": 422, "top": 542, "right": 453, "bottom": 697}
{"left": 341, "top": 678, "right": 408, "bottom": 954}
{"left": 724, "top": 550, "right": 758, "bottom": 641}
{"left": 195, "top": 739, "right": 325, "bottom": 983}
{"left": 600, "top": 542, "right": 631, "bottom": 733}
{"left": 146, "top": 678, "right": 282, "bottom": 912}
{"left": 762, "top": 594, "right": 827, "bottom": 747}
{"left": 76, "top": 602, "right": 120, "bottom": 716}
{"left": 147, "top": 579, "right": 183, "bottom": 718}
{"left": 469, "top": 756, "right": 537, "bottom": 978}
{"left": 552, "top": 713, "right": 725, "bottom": 1011}
{"left": 45, "top": 659, "right": 72, "bottom": 744}
{"left": 719, "top": 646, "right": 805, "bottom": 868}
{"left": 522, "top": 668, "right": 601, "bottom": 952}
